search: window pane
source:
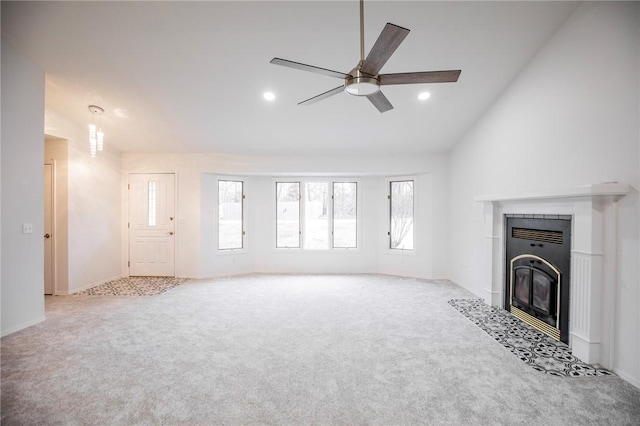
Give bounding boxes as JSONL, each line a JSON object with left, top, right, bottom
{"left": 148, "top": 181, "right": 157, "bottom": 226}
{"left": 276, "top": 182, "right": 300, "bottom": 248}
{"left": 333, "top": 182, "right": 357, "bottom": 248}
{"left": 304, "top": 182, "right": 329, "bottom": 249}
{"left": 390, "top": 180, "right": 414, "bottom": 250}
{"left": 218, "top": 180, "right": 243, "bottom": 250}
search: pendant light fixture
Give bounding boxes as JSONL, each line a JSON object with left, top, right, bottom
{"left": 88, "top": 105, "right": 105, "bottom": 157}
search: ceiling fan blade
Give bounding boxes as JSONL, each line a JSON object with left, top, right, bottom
{"left": 366, "top": 91, "right": 393, "bottom": 113}
{"left": 379, "top": 70, "right": 462, "bottom": 85}
{"left": 298, "top": 86, "right": 344, "bottom": 106}
{"left": 270, "top": 58, "right": 349, "bottom": 80}
{"left": 360, "top": 23, "right": 410, "bottom": 76}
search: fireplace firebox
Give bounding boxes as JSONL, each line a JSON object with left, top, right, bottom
{"left": 505, "top": 215, "right": 571, "bottom": 343}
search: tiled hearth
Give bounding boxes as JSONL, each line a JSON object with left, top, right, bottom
{"left": 476, "top": 183, "right": 629, "bottom": 369}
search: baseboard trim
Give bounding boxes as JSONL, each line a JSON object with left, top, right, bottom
{"left": 1, "top": 315, "right": 46, "bottom": 337}
{"left": 613, "top": 368, "right": 640, "bottom": 390}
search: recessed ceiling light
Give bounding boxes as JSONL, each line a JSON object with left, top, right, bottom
{"left": 418, "top": 92, "right": 431, "bottom": 101}
{"left": 263, "top": 92, "right": 276, "bottom": 101}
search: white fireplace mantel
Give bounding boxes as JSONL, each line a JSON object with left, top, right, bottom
{"left": 475, "top": 183, "right": 629, "bottom": 203}
{"left": 475, "top": 183, "right": 629, "bottom": 368}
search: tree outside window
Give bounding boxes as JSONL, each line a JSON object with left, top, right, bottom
{"left": 218, "top": 180, "right": 244, "bottom": 250}
{"left": 276, "top": 182, "right": 300, "bottom": 248}
{"left": 275, "top": 180, "right": 358, "bottom": 250}
{"left": 304, "top": 182, "right": 329, "bottom": 249}
{"left": 333, "top": 182, "right": 357, "bottom": 248}
{"left": 390, "top": 180, "right": 414, "bottom": 250}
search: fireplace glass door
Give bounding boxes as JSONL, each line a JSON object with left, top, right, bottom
{"left": 514, "top": 267, "right": 530, "bottom": 305}
{"left": 532, "top": 270, "right": 552, "bottom": 313}
{"left": 511, "top": 258, "right": 558, "bottom": 327}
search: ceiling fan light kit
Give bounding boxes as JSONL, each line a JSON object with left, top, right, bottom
{"left": 270, "top": 0, "right": 461, "bottom": 113}
{"left": 344, "top": 72, "right": 380, "bottom": 96}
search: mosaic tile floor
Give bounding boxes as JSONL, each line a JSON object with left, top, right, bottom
{"left": 76, "top": 276, "right": 189, "bottom": 296}
{"left": 448, "top": 299, "right": 613, "bottom": 377}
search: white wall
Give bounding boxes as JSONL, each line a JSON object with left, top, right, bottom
{"left": 1, "top": 41, "right": 46, "bottom": 336}
{"left": 449, "top": 2, "right": 640, "bottom": 386}
{"left": 122, "top": 153, "right": 449, "bottom": 279}
{"left": 44, "top": 108, "right": 122, "bottom": 294}
{"left": 378, "top": 158, "right": 450, "bottom": 279}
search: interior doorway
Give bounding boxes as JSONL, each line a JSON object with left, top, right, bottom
{"left": 44, "top": 162, "right": 55, "bottom": 295}
{"left": 44, "top": 136, "right": 69, "bottom": 295}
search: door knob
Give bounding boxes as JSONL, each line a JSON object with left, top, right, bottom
{"left": 44, "top": 233, "right": 51, "bottom": 239}
{"left": 167, "top": 231, "right": 174, "bottom": 235}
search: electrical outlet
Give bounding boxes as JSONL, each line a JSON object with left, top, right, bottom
{"left": 22, "top": 223, "right": 33, "bottom": 234}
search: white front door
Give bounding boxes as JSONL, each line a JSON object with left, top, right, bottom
{"left": 129, "top": 173, "right": 176, "bottom": 276}
{"left": 44, "top": 163, "right": 54, "bottom": 294}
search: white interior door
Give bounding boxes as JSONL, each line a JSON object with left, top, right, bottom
{"left": 44, "top": 162, "right": 54, "bottom": 295}
{"left": 129, "top": 173, "right": 176, "bottom": 276}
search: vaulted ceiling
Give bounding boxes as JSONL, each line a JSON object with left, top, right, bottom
{"left": 2, "top": 1, "right": 579, "bottom": 155}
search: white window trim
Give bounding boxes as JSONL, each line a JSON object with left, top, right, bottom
{"left": 275, "top": 180, "right": 301, "bottom": 249}
{"left": 273, "top": 177, "right": 362, "bottom": 252}
{"left": 386, "top": 176, "right": 417, "bottom": 256}
{"left": 216, "top": 176, "right": 248, "bottom": 255}
{"left": 331, "top": 179, "right": 360, "bottom": 250}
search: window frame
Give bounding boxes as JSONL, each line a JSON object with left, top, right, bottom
{"left": 274, "top": 178, "right": 361, "bottom": 251}
{"left": 275, "top": 181, "right": 301, "bottom": 249}
{"left": 387, "top": 177, "right": 417, "bottom": 254}
{"left": 303, "top": 181, "right": 331, "bottom": 250}
{"left": 332, "top": 181, "right": 358, "bottom": 249}
{"left": 216, "top": 177, "right": 247, "bottom": 254}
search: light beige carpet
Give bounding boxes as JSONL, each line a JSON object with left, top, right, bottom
{"left": 2, "top": 274, "right": 640, "bottom": 425}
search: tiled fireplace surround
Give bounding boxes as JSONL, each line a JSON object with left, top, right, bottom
{"left": 476, "top": 183, "right": 629, "bottom": 369}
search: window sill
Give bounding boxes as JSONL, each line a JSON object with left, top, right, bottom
{"left": 216, "top": 249, "right": 248, "bottom": 256}
{"left": 385, "top": 248, "right": 417, "bottom": 256}
{"left": 273, "top": 247, "right": 361, "bottom": 253}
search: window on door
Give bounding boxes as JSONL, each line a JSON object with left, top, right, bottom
{"left": 389, "top": 179, "right": 414, "bottom": 251}
{"left": 148, "top": 181, "right": 157, "bottom": 226}
{"left": 218, "top": 180, "right": 244, "bottom": 250}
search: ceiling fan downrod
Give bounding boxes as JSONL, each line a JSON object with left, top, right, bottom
{"left": 359, "top": 0, "right": 365, "bottom": 63}
{"left": 345, "top": 0, "right": 380, "bottom": 96}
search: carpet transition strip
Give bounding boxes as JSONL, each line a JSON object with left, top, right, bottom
{"left": 76, "top": 276, "right": 189, "bottom": 296}
{"left": 448, "top": 299, "right": 613, "bottom": 378}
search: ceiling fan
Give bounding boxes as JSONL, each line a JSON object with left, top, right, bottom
{"left": 270, "top": 0, "right": 461, "bottom": 113}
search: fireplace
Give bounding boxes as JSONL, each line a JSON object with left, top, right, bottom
{"left": 475, "top": 183, "right": 628, "bottom": 367}
{"left": 505, "top": 216, "right": 571, "bottom": 343}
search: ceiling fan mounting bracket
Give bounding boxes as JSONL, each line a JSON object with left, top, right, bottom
{"left": 88, "top": 105, "right": 104, "bottom": 115}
